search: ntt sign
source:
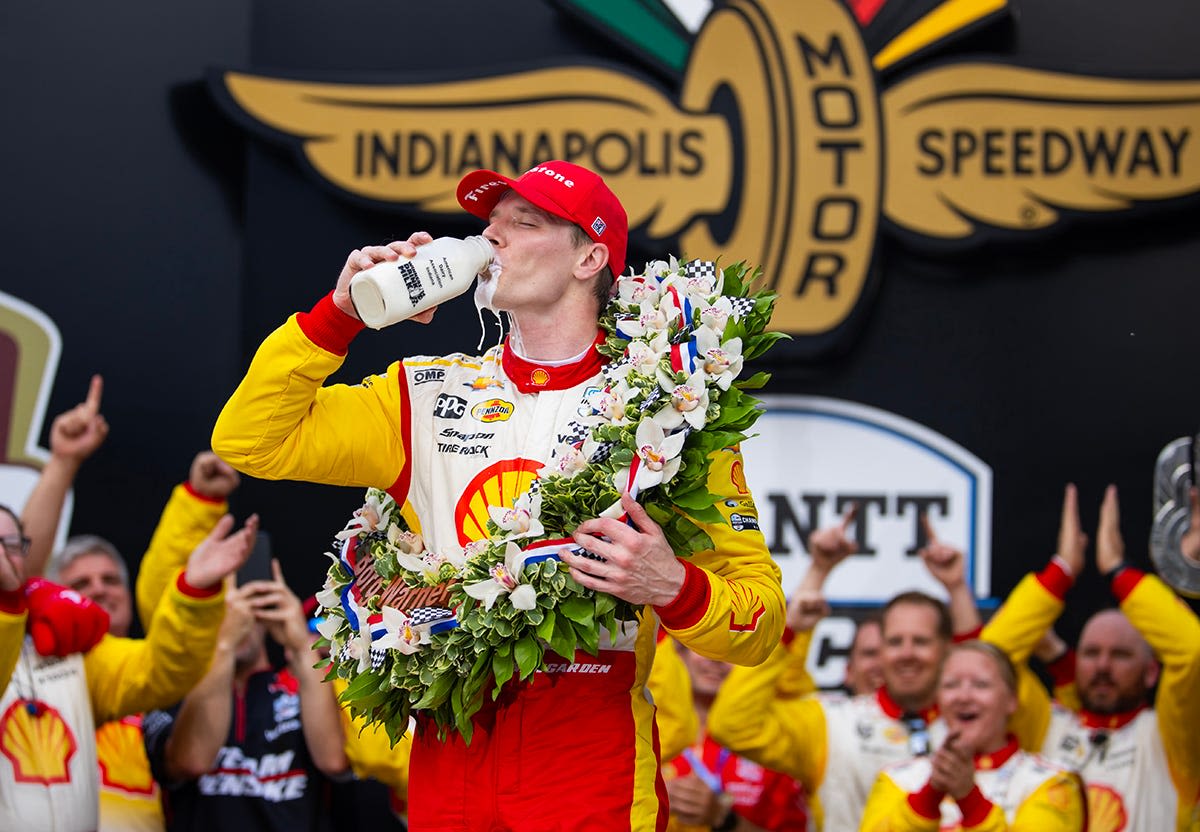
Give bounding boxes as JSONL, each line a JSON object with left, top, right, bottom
{"left": 740, "top": 396, "right": 993, "bottom": 604}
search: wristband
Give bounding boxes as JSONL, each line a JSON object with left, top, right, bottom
{"left": 1103, "top": 562, "right": 1129, "bottom": 581}
{"left": 711, "top": 806, "right": 738, "bottom": 832}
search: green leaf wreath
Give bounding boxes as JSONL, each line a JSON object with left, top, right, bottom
{"left": 314, "top": 256, "right": 786, "bottom": 744}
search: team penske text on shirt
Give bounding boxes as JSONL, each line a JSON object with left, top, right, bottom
{"left": 199, "top": 748, "right": 308, "bottom": 802}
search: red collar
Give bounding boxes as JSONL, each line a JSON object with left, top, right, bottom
{"left": 876, "top": 686, "right": 938, "bottom": 724}
{"left": 975, "top": 735, "right": 1019, "bottom": 770}
{"left": 1079, "top": 704, "right": 1146, "bottom": 730}
{"left": 501, "top": 331, "right": 608, "bottom": 393}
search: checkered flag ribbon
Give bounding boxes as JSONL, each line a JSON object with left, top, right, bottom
{"left": 728, "top": 296, "right": 756, "bottom": 318}
{"left": 368, "top": 645, "right": 387, "bottom": 671}
{"left": 408, "top": 606, "right": 456, "bottom": 628}
{"left": 683, "top": 259, "right": 717, "bottom": 282}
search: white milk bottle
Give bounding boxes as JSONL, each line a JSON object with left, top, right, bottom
{"left": 349, "top": 235, "right": 494, "bottom": 329}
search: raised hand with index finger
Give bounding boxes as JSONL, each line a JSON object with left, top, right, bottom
{"left": 49, "top": 374, "right": 108, "bottom": 465}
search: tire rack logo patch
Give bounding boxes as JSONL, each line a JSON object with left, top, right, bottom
{"left": 210, "top": 0, "right": 1200, "bottom": 359}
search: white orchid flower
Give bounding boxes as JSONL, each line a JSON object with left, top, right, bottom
{"left": 624, "top": 339, "right": 664, "bottom": 377}
{"left": 540, "top": 443, "right": 588, "bottom": 478}
{"left": 335, "top": 490, "right": 394, "bottom": 540}
{"left": 586, "top": 380, "right": 635, "bottom": 425}
{"left": 373, "top": 606, "right": 428, "bottom": 656}
{"left": 615, "top": 302, "right": 671, "bottom": 341}
{"left": 488, "top": 492, "right": 544, "bottom": 543}
{"left": 315, "top": 582, "right": 342, "bottom": 612}
{"left": 462, "top": 540, "right": 491, "bottom": 561}
{"left": 387, "top": 524, "right": 425, "bottom": 555}
{"left": 616, "top": 275, "right": 663, "bottom": 306}
{"left": 351, "top": 616, "right": 374, "bottom": 673}
{"left": 463, "top": 542, "right": 538, "bottom": 611}
{"left": 641, "top": 257, "right": 679, "bottom": 279}
{"left": 655, "top": 368, "right": 711, "bottom": 430}
{"left": 316, "top": 613, "right": 343, "bottom": 644}
{"left": 614, "top": 416, "right": 687, "bottom": 491}
{"left": 698, "top": 296, "right": 734, "bottom": 336}
{"left": 695, "top": 329, "right": 744, "bottom": 391}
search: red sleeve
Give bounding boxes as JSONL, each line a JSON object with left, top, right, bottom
{"left": 655, "top": 560, "right": 711, "bottom": 630}
{"left": 295, "top": 292, "right": 366, "bottom": 355}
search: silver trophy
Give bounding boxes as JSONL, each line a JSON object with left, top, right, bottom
{"left": 1149, "top": 432, "right": 1200, "bottom": 597}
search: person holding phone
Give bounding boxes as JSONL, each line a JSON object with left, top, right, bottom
{"left": 143, "top": 557, "right": 350, "bottom": 832}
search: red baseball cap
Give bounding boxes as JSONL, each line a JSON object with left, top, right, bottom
{"left": 456, "top": 160, "right": 628, "bottom": 277}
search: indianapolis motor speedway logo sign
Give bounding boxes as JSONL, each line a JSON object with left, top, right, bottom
{"left": 209, "top": 0, "right": 1200, "bottom": 359}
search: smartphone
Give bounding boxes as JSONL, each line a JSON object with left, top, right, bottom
{"left": 236, "top": 529, "right": 273, "bottom": 585}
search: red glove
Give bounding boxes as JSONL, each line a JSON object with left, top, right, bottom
{"left": 24, "top": 578, "right": 109, "bottom": 656}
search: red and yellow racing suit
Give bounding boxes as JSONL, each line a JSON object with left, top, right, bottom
{"left": 0, "top": 571, "right": 226, "bottom": 832}
{"left": 860, "top": 736, "right": 1085, "bottom": 831}
{"left": 982, "top": 559, "right": 1200, "bottom": 832}
{"left": 210, "top": 295, "right": 785, "bottom": 831}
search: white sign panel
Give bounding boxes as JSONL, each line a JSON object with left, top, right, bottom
{"left": 740, "top": 395, "right": 992, "bottom": 605}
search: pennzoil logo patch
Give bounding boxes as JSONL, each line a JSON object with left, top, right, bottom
{"left": 471, "top": 398, "right": 514, "bottom": 423}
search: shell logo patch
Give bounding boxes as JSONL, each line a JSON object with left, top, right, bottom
{"left": 471, "top": 398, "right": 515, "bottom": 423}
{"left": 0, "top": 700, "right": 77, "bottom": 785}
{"left": 96, "top": 717, "right": 156, "bottom": 795}
{"left": 530, "top": 368, "right": 551, "bottom": 387}
{"left": 1086, "top": 784, "right": 1128, "bottom": 832}
{"left": 454, "top": 458, "right": 542, "bottom": 545}
{"left": 730, "top": 459, "right": 749, "bottom": 495}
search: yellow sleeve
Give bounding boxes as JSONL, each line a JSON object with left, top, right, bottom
{"left": 707, "top": 637, "right": 827, "bottom": 790}
{"left": 658, "top": 445, "right": 786, "bottom": 667}
{"left": 211, "top": 314, "right": 406, "bottom": 488}
{"left": 981, "top": 572, "right": 1065, "bottom": 666}
{"left": 0, "top": 609, "right": 26, "bottom": 691}
{"left": 646, "top": 635, "right": 699, "bottom": 763}
{"left": 84, "top": 571, "right": 226, "bottom": 723}
{"left": 776, "top": 627, "right": 816, "bottom": 700}
{"left": 1010, "top": 770, "right": 1086, "bottom": 831}
{"left": 1008, "top": 663, "right": 1052, "bottom": 753}
{"left": 981, "top": 570, "right": 1066, "bottom": 750}
{"left": 1119, "top": 573, "right": 1200, "bottom": 794}
{"left": 135, "top": 484, "right": 228, "bottom": 631}
{"left": 333, "top": 678, "right": 410, "bottom": 804}
{"left": 859, "top": 771, "right": 940, "bottom": 832}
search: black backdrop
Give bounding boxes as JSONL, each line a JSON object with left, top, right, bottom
{"left": 3, "top": 0, "right": 1198, "bottom": 639}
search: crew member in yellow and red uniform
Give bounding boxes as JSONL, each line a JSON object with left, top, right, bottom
{"left": 860, "top": 641, "right": 1085, "bottom": 831}
{"left": 981, "top": 484, "right": 1200, "bottom": 832}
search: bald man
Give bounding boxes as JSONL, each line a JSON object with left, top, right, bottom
{"left": 982, "top": 485, "right": 1200, "bottom": 832}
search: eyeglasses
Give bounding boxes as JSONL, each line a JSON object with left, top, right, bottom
{"left": 0, "top": 536, "right": 31, "bottom": 557}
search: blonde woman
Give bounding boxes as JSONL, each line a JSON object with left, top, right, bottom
{"left": 860, "top": 642, "right": 1085, "bottom": 831}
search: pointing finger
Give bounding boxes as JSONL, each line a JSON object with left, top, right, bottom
{"left": 84, "top": 374, "right": 104, "bottom": 414}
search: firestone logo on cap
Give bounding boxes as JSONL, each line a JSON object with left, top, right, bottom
{"left": 527, "top": 165, "right": 575, "bottom": 188}
{"left": 463, "top": 179, "right": 506, "bottom": 203}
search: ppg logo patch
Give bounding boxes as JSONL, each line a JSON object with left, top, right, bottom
{"left": 591, "top": 217, "right": 606, "bottom": 237}
{"left": 434, "top": 394, "right": 467, "bottom": 420}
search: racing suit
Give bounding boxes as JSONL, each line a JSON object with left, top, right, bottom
{"left": 211, "top": 294, "right": 786, "bottom": 831}
{"left": 859, "top": 737, "right": 1086, "bottom": 831}
{"left": 708, "top": 626, "right": 945, "bottom": 832}
{"left": 0, "top": 572, "right": 227, "bottom": 832}
{"left": 649, "top": 634, "right": 811, "bottom": 832}
{"left": 91, "top": 480, "right": 233, "bottom": 832}
{"left": 982, "top": 559, "right": 1200, "bottom": 832}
